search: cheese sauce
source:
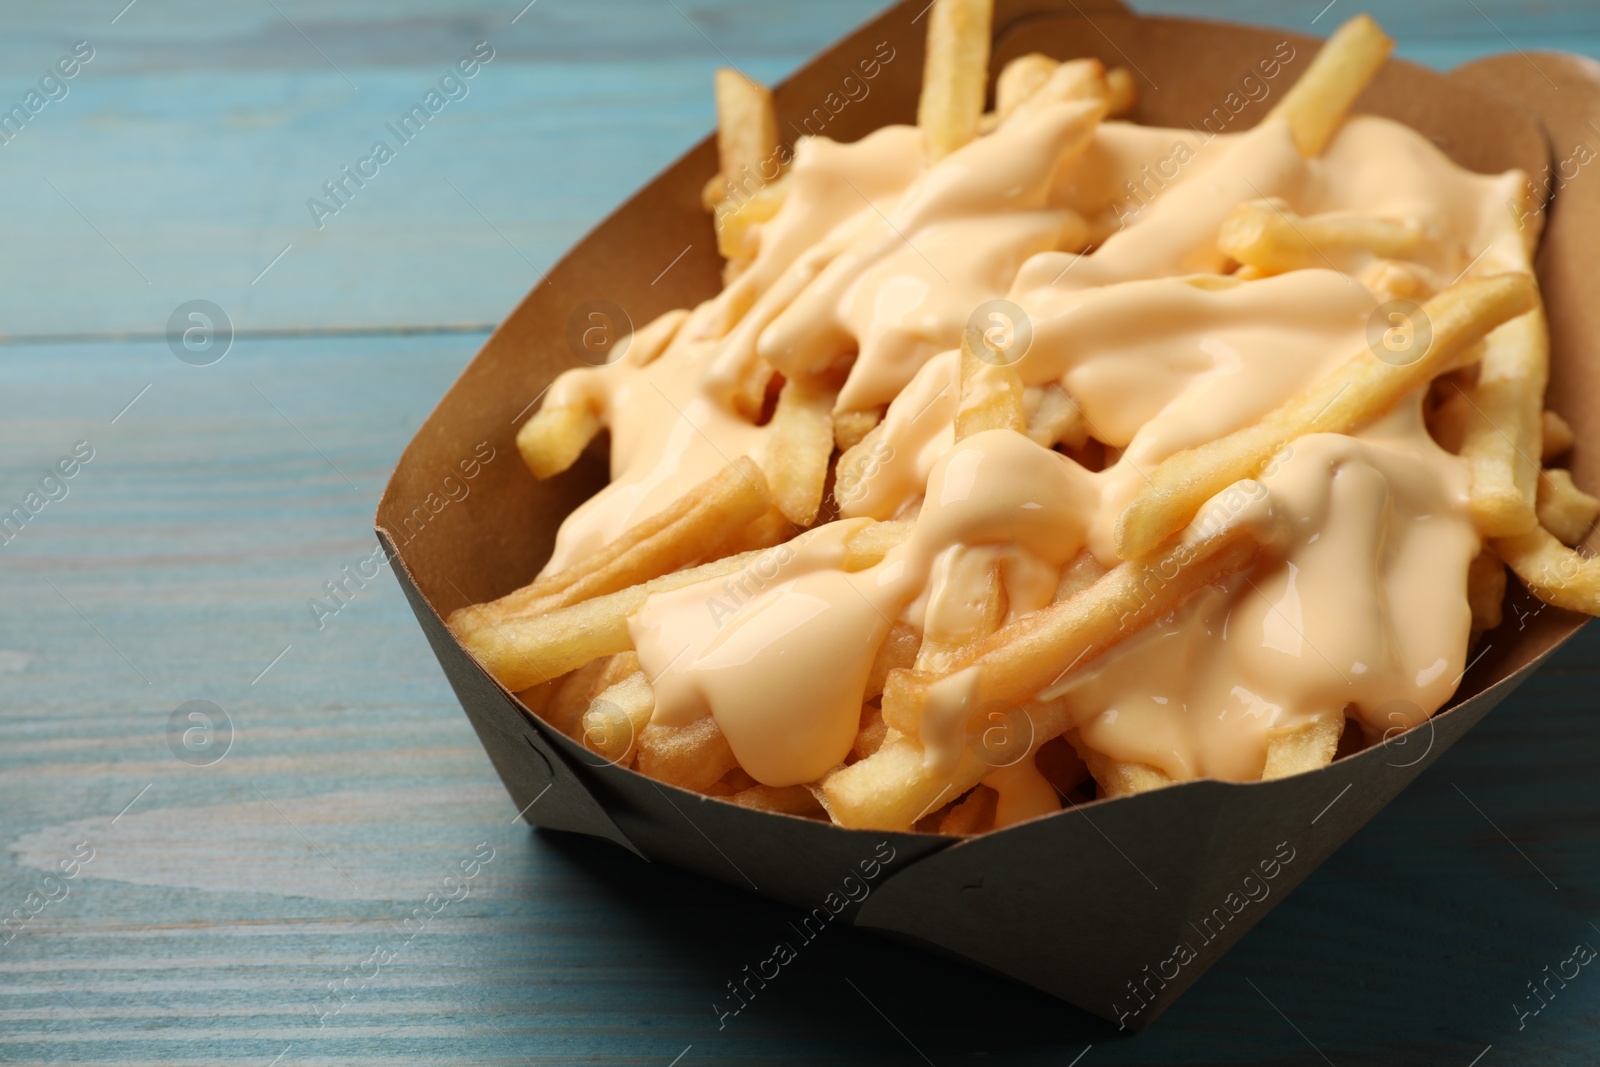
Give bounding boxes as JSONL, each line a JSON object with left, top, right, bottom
{"left": 540, "top": 100, "right": 1528, "bottom": 818}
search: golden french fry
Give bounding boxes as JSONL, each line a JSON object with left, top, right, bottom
{"left": 517, "top": 404, "right": 601, "bottom": 480}
{"left": 545, "top": 656, "right": 612, "bottom": 738}
{"left": 1359, "top": 259, "right": 1436, "bottom": 303}
{"left": 581, "top": 669, "right": 655, "bottom": 765}
{"left": 1081, "top": 748, "right": 1174, "bottom": 798}
{"left": 918, "top": 0, "right": 994, "bottom": 161}
{"left": 1542, "top": 410, "right": 1576, "bottom": 462}
{"left": 1105, "top": 66, "right": 1138, "bottom": 117}
{"left": 1023, "top": 382, "right": 1087, "bottom": 450}
{"left": 1467, "top": 548, "right": 1507, "bottom": 633}
{"left": 451, "top": 457, "right": 773, "bottom": 632}
{"left": 458, "top": 545, "right": 775, "bottom": 691}
{"left": 1460, "top": 305, "right": 1548, "bottom": 537}
{"left": 1267, "top": 13, "right": 1395, "bottom": 157}
{"left": 939, "top": 784, "right": 998, "bottom": 835}
{"left": 1004, "top": 58, "right": 1110, "bottom": 126}
{"left": 1494, "top": 524, "right": 1600, "bottom": 615}
{"left": 726, "top": 784, "right": 827, "bottom": 817}
{"left": 1537, "top": 468, "right": 1600, "bottom": 548}
{"left": 716, "top": 171, "right": 791, "bottom": 262}
{"left": 1116, "top": 272, "right": 1538, "bottom": 560}
{"left": 834, "top": 422, "right": 888, "bottom": 511}
{"left": 764, "top": 379, "right": 836, "bottom": 526}
{"left": 956, "top": 344, "right": 1026, "bottom": 439}
{"left": 866, "top": 622, "right": 920, "bottom": 700}
{"left": 883, "top": 518, "right": 1260, "bottom": 737}
{"left": 711, "top": 69, "right": 779, "bottom": 208}
{"left": 1218, "top": 201, "right": 1424, "bottom": 275}
{"left": 1261, "top": 712, "right": 1345, "bottom": 780}
{"left": 843, "top": 519, "right": 913, "bottom": 572}
{"left": 636, "top": 715, "right": 740, "bottom": 793}
{"left": 833, "top": 407, "right": 884, "bottom": 452}
{"left": 732, "top": 355, "right": 777, "bottom": 423}
{"left": 995, "top": 53, "right": 1058, "bottom": 121}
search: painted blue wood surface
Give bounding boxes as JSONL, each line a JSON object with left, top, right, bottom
{"left": 2, "top": 2, "right": 1599, "bottom": 1064}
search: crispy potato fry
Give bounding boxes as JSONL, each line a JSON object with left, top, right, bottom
{"left": 995, "top": 53, "right": 1058, "bottom": 120}
{"left": 546, "top": 657, "right": 612, "bottom": 737}
{"left": 1267, "top": 13, "right": 1395, "bottom": 157}
{"left": 581, "top": 668, "right": 655, "bottom": 765}
{"left": 883, "top": 518, "right": 1260, "bottom": 738}
{"left": 716, "top": 171, "right": 791, "bottom": 262}
{"left": 459, "top": 545, "right": 776, "bottom": 691}
{"left": 1467, "top": 548, "right": 1507, "bottom": 634}
{"left": 866, "top": 622, "right": 920, "bottom": 701}
{"left": 834, "top": 422, "right": 889, "bottom": 510}
{"left": 1005, "top": 58, "right": 1110, "bottom": 126}
{"left": 726, "top": 783, "right": 827, "bottom": 817}
{"left": 1105, "top": 66, "right": 1138, "bottom": 117}
{"left": 451, "top": 457, "right": 773, "bottom": 633}
{"left": 843, "top": 519, "right": 913, "bottom": 571}
{"left": 1023, "top": 382, "right": 1087, "bottom": 450}
{"left": 1081, "top": 748, "right": 1174, "bottom": 798}
{"left": 1261, "top": 712, "right": 1345, "bottom": 780}
{"left": 823, "top": 697, "right": 1071, "bottom": 830}
{"left": 1537, "top": 468, "right": 1600, "bottom": 548}
{"left": 1218, "top": 201, "right": 1424, "bottom": 275}
{"left": 956, "top": 344, "right": 1026, "bottom": 439}
{"left": 833, "top": 407, "right": 884, "bottom": 452}
{"left": 1542, "top": 410, "right": 1576, "bottom": 462}
{"left": 939, "top": 784, "right": 998, "bottom": 835}
{"left": 710, "top": 69, "right": 779, "bottom": 208}
{"left": 1460, "top": 305, "right": 1548, "bottom": 537}
{"left": 918, "top": 0, "right": 994, "bottom": 161}
{"left": 1116, "top": 272, "right": 1538, "bottom": 560}
{"left": 636, "top": 715, "right": 740, "bottom": 792}
{"left": 764, "top": 378, "right": 836, "bottom": 525}
{"left": 732, "top": 355, "right": 778, "bottom": 423}
{"left": 517, "top": 403, "right": 601, "bottom": 480}
{"left": 1494, "top": 524, "right": 1600, "bottom": 615}
{"left": 851, "top": 703, "right": 892, "bottom": 762}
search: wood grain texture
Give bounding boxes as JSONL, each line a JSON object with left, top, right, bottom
{"left": 1, "top": 1, "right": 1598, "bottom": 1064}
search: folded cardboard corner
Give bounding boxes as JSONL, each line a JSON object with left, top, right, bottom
{"left": 376, "top": 1, "right": 1597, "bottom": 1028}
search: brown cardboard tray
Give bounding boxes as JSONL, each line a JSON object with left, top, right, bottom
{"left": 376, "top": 0, "right": 1599, "bottom": 1028}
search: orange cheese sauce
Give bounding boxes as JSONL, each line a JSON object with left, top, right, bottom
{"left": 539, "top": 100, "right": 1528, "bottom": 820}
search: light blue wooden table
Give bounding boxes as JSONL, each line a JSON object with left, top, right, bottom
{"left": 2, "top": 2, "right": 1598, "bottom": 1064}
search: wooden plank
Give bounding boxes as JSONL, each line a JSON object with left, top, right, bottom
{"left": 2, "top": 0, "right": 1599, "bottom": 1062}
{"left": 0, "top": 0, "right": 1591, "bottom": 338}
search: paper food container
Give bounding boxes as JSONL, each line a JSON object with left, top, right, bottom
{"left": 376, "top": 0, "right": 1598, "bottom": 1029}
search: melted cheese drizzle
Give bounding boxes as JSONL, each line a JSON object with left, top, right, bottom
{"left": 540, "top": 102, "right": 1527, "bottom": 823}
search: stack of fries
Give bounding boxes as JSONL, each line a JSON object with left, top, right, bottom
{"left": 451, "top": 4, "right": 1598, "bottom": 836}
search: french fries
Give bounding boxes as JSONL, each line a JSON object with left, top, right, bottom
{"left": 1267, "top": 13, "right": 1395, "bottom": 157}
{"left": 453, "top": 10, "right": 1596, "bottom": 843}
{"left": 450, "top": 457, "right": 773, "bottom": 632}
{"left": 882, "top": 518, "right": 1260, "bottom": 738}
{"left": 1115, "top": 273, "right": 1539, "bottom": 560}
{"left": 918, "top": 0, "right": 993, "bottom": 161}
{"left": 1460, "top": 306, "right": 1549, "bottom": 536}
{"left": 764, "top": 378, "right": 835, "bottom": 526}
{"left": 1261, "top": 712, "right": 1345, "bottom": 780}
{"left": 1219, "top": 201, "right": 1425, "bottom": 276}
